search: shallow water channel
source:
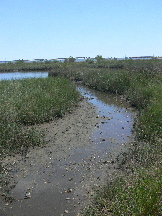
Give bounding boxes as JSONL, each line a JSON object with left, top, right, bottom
{"left": 1, "top": 76, "right": 135, "bottom": 216}
{"left": 77, "top": 85, "right": 134, "bottom": 149}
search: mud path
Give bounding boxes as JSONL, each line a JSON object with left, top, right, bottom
{"left": 0, "top": 86, "right": 135, "bottom": 216}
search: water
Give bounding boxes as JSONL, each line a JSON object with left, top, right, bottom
{"left": 76, "top": 85, "right": 135, "bottom": 157}
{"left": 78, "top": 85, "right": 134, "bottom": 139}
{"left": 0, "top": 71, "right": 48, "bottom": 80}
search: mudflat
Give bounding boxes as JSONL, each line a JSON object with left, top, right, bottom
{"left": 1, "top": 96, "right": 134, "bottom": 216}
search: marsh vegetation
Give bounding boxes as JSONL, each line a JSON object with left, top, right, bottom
{"left": 0, "top": 77, "right": 80, "bottom": 155}
{"left": 0, "top": 59, "right": 161, "bottom": 215}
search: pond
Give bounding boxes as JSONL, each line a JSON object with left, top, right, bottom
{"left": 0, "top": 71, "right": 48, "bottom": 80}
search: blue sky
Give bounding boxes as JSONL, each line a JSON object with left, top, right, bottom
{"left": 0, "top": 0, "right": 162, "bottom": 60}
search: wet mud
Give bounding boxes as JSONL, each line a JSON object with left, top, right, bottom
{"left": 0, "top": 85, "right": 136, "bottom": 216}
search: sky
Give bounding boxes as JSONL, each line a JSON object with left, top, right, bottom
{"left": 0, "top": 0, "right": 162, "bottom": 60}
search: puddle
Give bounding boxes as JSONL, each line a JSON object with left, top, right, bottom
{"left": 1, "top": 85, "right": 136, "bottom": 216}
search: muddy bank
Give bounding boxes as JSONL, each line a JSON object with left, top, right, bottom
{"left": 0, "top": 87, "right": 135, "bottom": 216}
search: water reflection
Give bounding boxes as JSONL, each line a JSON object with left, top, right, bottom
{"left": 77, "top": 85, "right": 129, "bottom": 108}
{"left": 77, "top": 85, "right": 135, "bottom": 150}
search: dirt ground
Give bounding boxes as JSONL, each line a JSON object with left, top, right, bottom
{"left": 0, "top": 97, "right": 134, "bottom": 216}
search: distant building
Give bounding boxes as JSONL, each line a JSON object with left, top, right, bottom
{"left": 34, "top": 59, "right": 45, "bottom": 62}
{"left": 12, "top": 59, "right": 32, "bottom": 63}
{"left": 129, "top": 56, "right": 154, "bottom": 60}
{"left": 116, "top": 58, "right": 125, "bottom": 61}
{"left": 0, "top": 61, "right": 11, "bottom": 64}
{"left": 55, "top": 58, "right": 67, "bottom": 63}
{"left": 75, "top": 57, "right": 86, "bottom": 62}
{"left": 12, "top": 60, "right": 20, "bottom": 63}
{"left": 23, "top": 60, "right": 32, "bottom": 63}
{"left": 49, "top": 59, "right": 59, "bottom": 62}
{"left": 75, "top": 57, "right": 93, "bottom": 62}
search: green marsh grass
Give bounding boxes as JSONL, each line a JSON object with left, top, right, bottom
{"left": 0, "top": 77, "right": 80, "bottom": 154}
